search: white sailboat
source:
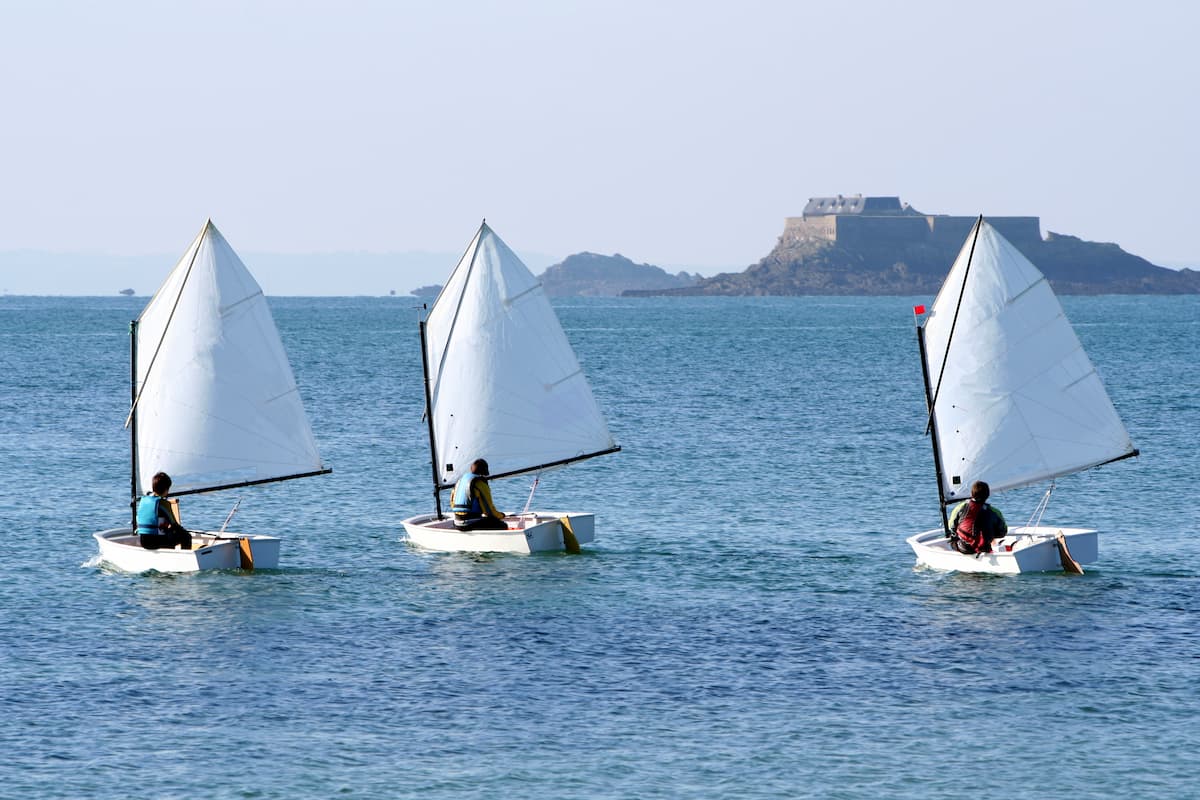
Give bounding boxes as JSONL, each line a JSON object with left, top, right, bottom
{"left": 93, "top": 220, "right": 330, "bottom": 572}
{"left": 401, "top": 221, "right": 620, "bottom": 553}
{"left": 908, "top": 217, "right": 1138, "bottom": 574}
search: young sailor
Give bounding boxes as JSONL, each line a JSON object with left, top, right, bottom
{"left": 451, "top": 459, "right": 509, "bottom": 531}
{"left": 948, "top": 480, "right": 1007, "bottom": 555}
{"left": 136, "top": 471, "right": 192, "bottom": 550}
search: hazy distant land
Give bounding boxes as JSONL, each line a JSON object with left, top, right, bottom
{"left": 4, "top": 196, "right": 1199, "bottom": 297}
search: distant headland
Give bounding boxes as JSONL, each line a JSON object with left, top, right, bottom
{"left": 623, "top": 195, "right": 1200, "bottom": 296}
{"left": 540, "top": 252, "right": 700, "bottom": 296}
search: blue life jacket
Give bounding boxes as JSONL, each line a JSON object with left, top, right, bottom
{"left": 451, "top": 473, "right": 482, "bottom": 517}
{"left": 136, "top": 494, "right": 165, "bottom": 535}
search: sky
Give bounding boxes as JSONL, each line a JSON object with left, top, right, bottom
{"left": 1, "top": 0, "right": 1197, "bottom": 295}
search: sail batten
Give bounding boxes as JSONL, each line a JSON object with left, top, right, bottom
{"left": 923, "top": 221, "right": 1135, "bottom": 502}
{"left": 133, "top": 221, "right": 326, "bottom": 496}
{"left": 423, "top": 223, "right": 617, "bottom": 486}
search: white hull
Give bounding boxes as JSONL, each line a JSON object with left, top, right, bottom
{"left": 92, "top": 528, "right": 281, "bottom": 573}
{"left": 907, "top": 525, "right": 1098, "bottom": 574}
{"left": 402, "top": 512, "right": 595, "bottom": 554}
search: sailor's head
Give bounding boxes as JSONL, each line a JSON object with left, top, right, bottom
{"left": 471, "top": 459, "right": 490, "bottom": 476}
{"left": 151, "top": 471, "right": 172, "bottom": 496}
{"left": 970, "top": 481, "right": 990, "bottom": 502}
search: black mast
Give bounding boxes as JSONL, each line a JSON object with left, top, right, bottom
{"left": 129, "top": 319, "right": 140, "bottom": 531}
{"left": 919, "top": 215, "right": 984, "bottom": 534}
{"left": 916, "top": 321, "right": 951, "bottom": 535}
{"left": 418, "top": 317, "right": 443, "bottom": 519}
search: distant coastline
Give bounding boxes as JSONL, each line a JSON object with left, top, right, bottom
{"left": 4, "top": 196, "right": 1199, "bottom": 297}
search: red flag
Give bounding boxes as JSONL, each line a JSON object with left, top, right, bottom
{"left": 913, "top": 304, "right": 926, "bottom": 315}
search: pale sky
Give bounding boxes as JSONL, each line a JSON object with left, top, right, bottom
{"left": 2, "top": 0, "right": 1197, "bottom": 294}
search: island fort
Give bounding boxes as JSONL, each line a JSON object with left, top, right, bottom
{"left": 784, "top": 194, "right": 1041, "bottom": 250}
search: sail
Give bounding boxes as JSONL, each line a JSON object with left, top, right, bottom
{"left": 923, "top": 219, "right": 1135, "bottom": 502}
{"left": 132, "top": 220, "right": 326, "bottom": 495}
{"left": 423, "top": 222, "right": 617, "bottom": 486}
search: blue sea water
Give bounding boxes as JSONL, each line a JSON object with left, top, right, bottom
{"left": 1, "top": 294, "right": 1198, "bottom": 800}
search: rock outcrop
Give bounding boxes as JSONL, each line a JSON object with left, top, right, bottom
{"left": 540, "top": 252, "right": 699, "bottom": 297}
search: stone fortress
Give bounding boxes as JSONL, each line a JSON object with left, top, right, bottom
{"left": 784, "top": 194, "right": 1042, "bottom": 250}
{"left": 618, "top": 192, "right": 1200, "bottom": 295}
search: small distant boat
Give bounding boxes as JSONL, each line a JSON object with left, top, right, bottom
{"left": 93, "top": 220, "right": 330, "bottom": 573}
{"left": 401, "top": 221, "right": 620, "bottom": 553}
{"left": 908, "top": 217, "right": 1138, "bottom": 574}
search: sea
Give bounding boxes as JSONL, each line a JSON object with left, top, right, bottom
{"left": 1, "top": 294, "right": 1197, "bottom": 800}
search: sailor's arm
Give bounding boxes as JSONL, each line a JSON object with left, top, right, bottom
{"left": 475, "top": 481, "right": 505, "bottom": 519}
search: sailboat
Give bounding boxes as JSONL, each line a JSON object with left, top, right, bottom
{"left": 907, "top": 217, "right": 1138, "bottom": 574}
{"left": 401, "top": 221, "right": 620, "bottom": 553}
{"left": 93, "top": 220, "right": 330, "bottom": 572}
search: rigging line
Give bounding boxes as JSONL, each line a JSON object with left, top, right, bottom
{"left": 433, "top": 221, "right": 487, "bottom": 391}
{"left": 1026, "top": 482, "right": 1055, "bottom": 529}
{"left": 124, "top": 220, "right": 210, "bottom": 429}
{"left": 925, "top": 215, "right": 983, "bottom": 435}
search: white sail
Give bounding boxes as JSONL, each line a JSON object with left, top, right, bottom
{"left": 923, "top": 219, "right": 1135, "bottom": 502}
{"left": 132, "top": 220, "right": 326, "bottom": 495}
{"left": 423, "top": 222, "right": 616, "bottom": 486}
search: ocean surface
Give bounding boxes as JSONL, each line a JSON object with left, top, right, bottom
{"left": 1, "top": 294, "right": 1197, "bottom": 800}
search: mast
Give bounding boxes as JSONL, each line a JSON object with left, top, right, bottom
{"left": 129, "top": 319, "right": 140, "bottom": 530}
{"left": 418, "top": 316, "right": 443, "bottom": 519}
{"left": 918, "top": 216, "right": 983, "bottom": 533}
{"left": 916, "top": 320, "right": 951, "bottom": 534}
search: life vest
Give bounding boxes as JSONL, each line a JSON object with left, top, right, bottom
{"left": 954, "top": 500, "right": 988, "bottom": 554}
{"left": 135, "top": 495, "right": 166, "bottom": 535}
{"left": 451, "top": 473, "right": 483, "bottom": 517}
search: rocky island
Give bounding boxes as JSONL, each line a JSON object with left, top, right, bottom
{"left": 540, "top": 252, "right": 699, "bottom": 297}
{"left": 627, "top": 195, "right": 1200, "bottom": 296}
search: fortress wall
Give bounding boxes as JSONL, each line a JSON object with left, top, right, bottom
{"left": 785, "top": 212, "right": 1043, "bottom": 249}
{"left": 785, "top": 216, "right": 837, "bottom": 241}
{"left": 928, "top": 216, "right": 1042, "bottom": 246}
{"left": 833, "top": 215, "right": 930, "bottom": 246}
{"left": 988, "top": 217, "right": 1042, "bottom": 245}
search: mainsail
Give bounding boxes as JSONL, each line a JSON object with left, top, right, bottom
{"left": 422, "top": 222, "right": 617, "bottom": 487}
{"left": 922, "top": 219, "right": 1136, "bottom": 503}
{"left": 131, "top": 220, "right": 327, "bottom": 495}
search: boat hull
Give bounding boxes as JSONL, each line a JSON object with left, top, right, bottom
{"left": 92, "top": 528, "right": 281, "bottom": 573}
{"left": 907, "top": 525, "right": 1098, "bottom": 574}
{"left": 402, "top": 512, "right": 595, "bottom": 554}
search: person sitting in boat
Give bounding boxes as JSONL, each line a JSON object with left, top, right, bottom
{"left": 948, "top": 480, "right": 1007, "bottom": 555}
{"left": 136, "top": 471, "right": 192, "bottom": 550}
{"left": 451, "top": 459, "right": 509, "bottom": 531}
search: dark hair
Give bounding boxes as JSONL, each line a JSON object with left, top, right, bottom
{"left": 471, "top": 458, "right": 490, "bottom": 476}
{"left": 970, "top": 480, "right": 990, "bottom": 502}
{"left": 151, "top": 472, "right": 172, "bottom": 495}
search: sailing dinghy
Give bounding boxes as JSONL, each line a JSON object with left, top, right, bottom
{"left": 908, "top": 217, "right": 1138, "bottom": 574}
{"left": 402, "top": 221, "right": 620, "bottom": 553}
{"left": 93, "top": 220, "right": 330, "bottom": 572}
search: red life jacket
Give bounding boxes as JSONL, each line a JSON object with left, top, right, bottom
{"left": 954, "top": 501, "right": 987, "bottom": 554}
